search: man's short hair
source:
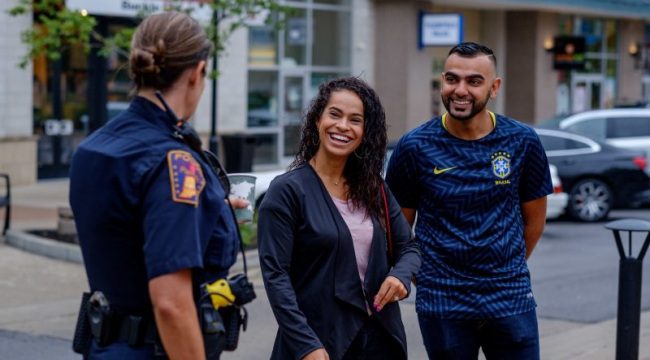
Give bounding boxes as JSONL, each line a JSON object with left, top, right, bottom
{"left": 448, "top": 42, "right": 497, "bottom": 68}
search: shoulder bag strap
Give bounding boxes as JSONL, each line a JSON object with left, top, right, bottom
{"left": 380, "top": 183, "right": 393, "bottom": 264}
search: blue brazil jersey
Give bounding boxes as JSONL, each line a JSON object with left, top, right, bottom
{"left": 386, "top": 112, "right": 551, "bottom": 319}
{"left": 69, "top": 96, "right": 239, "bottom": 315}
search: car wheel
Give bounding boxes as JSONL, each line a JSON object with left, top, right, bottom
{"left": 568, "top": 178, "right": 613, "bottom": 222}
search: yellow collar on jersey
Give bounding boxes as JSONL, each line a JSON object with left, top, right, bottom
{"left": 442, "top": 111, "right": 496, "bottom": 131}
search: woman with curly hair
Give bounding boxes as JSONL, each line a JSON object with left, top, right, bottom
{"left": 258, "top": 76, "right": 421, "bottom": 360}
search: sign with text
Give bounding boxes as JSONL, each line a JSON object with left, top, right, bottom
{"left": 552, "top": 36, "right": 586, "bottom": 70}
{"left": 419, "top": 13, "right": 463, "bottom": 48}
{"left": 65, "top": 0, "right": 212, "bottom": 22}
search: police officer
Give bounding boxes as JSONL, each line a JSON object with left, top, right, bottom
{"left": 69, "top": 11, "right": 246, "bottom": 359}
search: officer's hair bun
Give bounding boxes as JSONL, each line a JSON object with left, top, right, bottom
{"left": 128, "top": 11, "right": 212, "bottom": 91}
{"left": 129, "top": 40, "right": 166, "bottom": 89}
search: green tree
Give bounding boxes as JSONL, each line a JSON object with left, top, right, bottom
{"left": 8, "top": 0, "right": 287, "bottom": 70}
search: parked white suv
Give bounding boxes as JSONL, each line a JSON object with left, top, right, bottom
{"left": 554, "top": 108, "right": 650, "bottom": 173}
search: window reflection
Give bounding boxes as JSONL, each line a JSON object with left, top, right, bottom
{"left": 248, "top": 72, "right": 278, "bottom": 127}
{"left": 283, "top": 77, "right": 304, "bottom": 157}
{"left": 249, "top": 26, "right": 277, "bottom": 66}
{"left": 310, "top": 73, "right": 342, "bottom": 98}
{"left": 313, "top": 10, "right": 350, "bottom": 67}
{"left": 251, "top": 134, "right": 278, "bottom": 165}
{"left": 284, "top": 10, "right": 307, "bottom": 66}
{"left": 314, "top": 0, "right": 349, "bottom": 4}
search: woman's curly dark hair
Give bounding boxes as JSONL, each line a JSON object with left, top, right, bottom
{"left": 290, "top": 76, "right": 388, "bottom": 219}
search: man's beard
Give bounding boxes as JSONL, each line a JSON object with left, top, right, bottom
{"left": 442, "top": 91, "right": 491, "bottom": 121}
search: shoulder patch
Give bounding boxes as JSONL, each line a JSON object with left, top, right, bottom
{"left": 167, "top": 150, "right": 206, "bottom": 206}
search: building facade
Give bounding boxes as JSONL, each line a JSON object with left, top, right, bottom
{"left": 0, "top": 1, "right": 36, "bottom": 185}
{"left": 1, "top": 0, "right": 650, "bottom": 183}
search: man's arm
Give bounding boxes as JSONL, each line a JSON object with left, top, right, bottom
{"left": 521, "top": 196, "right": 547, "bottom": 259}
{"left": 149, "top": 269, "right": 205, "bottom": 360}
{"left": 400, "top": 207, "right": 417, "bottom": 227}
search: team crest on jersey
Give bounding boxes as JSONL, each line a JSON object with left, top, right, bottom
{"left": 167, "top": 150, "right": 206, "bottom": 206}
{"left": 491, "top": 151, "right": 511, "bottom": 181}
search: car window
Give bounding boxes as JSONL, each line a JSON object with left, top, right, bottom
{"left": 539, "top": 134, "right": 591, "bottom": 151}
{"left": 564, "top": 117, "right": 606, "bottom": 140}
{"left": 607, "top": 116, "right": 650, "bottom": 138}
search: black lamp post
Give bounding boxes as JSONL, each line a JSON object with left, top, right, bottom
{"left": 208, "top": 7, "right": 221, "bottom": 156}
{"left": 605, "top": 218, "right": 650, "bottom": 360}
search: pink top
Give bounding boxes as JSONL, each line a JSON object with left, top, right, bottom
{"left": 331, "top": 196, "right": 374, "bottom": 283}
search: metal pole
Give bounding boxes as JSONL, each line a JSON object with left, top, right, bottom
{"left": 606, "top": 221, "right": 650, "bottom": 360}
{"left": 615, "top": 257, "right": 643, "bottom": 360}
{"left": 208, "top": 8, "right": 220, "bottom": 156}
{"left": 51, "top": 58, "right": 63, "bottom": 171}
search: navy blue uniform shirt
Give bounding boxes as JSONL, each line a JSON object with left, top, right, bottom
{"left": 69, "top": 96, "right": 239, "bottom": 316}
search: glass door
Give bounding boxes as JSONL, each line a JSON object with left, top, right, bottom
{"left": 643, "top": 75, "right": 650, "bottom": 103}
{"left": 571, "top": 74, "right": 605, "bottom": 112}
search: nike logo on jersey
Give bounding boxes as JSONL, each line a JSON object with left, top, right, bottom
{"left": 433, "top": 166, "right": 456, "bottom": 175}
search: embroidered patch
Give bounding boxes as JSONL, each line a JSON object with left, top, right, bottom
{"left": 167, "top": 150, "right": 206, "bottom": 206}
{"left": 491, "top": 151, "right": 511, "bottom": 179}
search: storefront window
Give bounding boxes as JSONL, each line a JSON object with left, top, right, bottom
{"left": 247, "top": 1, "right": 351, "bottom": 165}
{"left": 565, "top": 17, "right": 618, "bottom": 112}
{"left": 605, "top": 20, "right": 617, "bottom": 53}
{"left": 313, "top": 10, "right": 350, "bottom": 67}
{"left": 251, "top": 133, "right": 278, "bottom": 165}
{"left": 284, "top": 9, "right": 307, "bottom": 66}
{"left": 283, "top": 76, "right": 303, "bottom": 156}
{"left": 577, "top": 58, "right": 601, "bottom": 73}
{"left": 315, "top": 0, "right": 349, "bottom": 4}
{"left": 310, "top": 72, "right": 343, "bottom": 98}
{"left": 249, "top": 26, "right": 278, "bottom": 66}
{"left": 578, "top": 19, "right": 603, "bottom": 53}
{"left": 248, "top": 71, "right": 279, "bottom": 128}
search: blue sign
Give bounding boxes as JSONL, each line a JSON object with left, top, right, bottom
{"left": 419, "top": 12, "right": 463, "bottom": 49}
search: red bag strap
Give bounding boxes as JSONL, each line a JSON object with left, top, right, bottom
{"left": 380, "top": 183, "right": 393, "bottom": 263}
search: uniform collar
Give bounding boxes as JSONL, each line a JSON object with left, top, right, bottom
{"left": 128, "top": 96, "right": 177, "bottom": 133}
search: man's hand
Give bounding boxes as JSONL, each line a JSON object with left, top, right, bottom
{"left": 522, "top": 196, "right": 547, "bottom": 259}
{"left": 303, "top": 348, "right": 330, "bottom": 360}
{"left": 373, "top": 275, "right": 407, "bottom": 312}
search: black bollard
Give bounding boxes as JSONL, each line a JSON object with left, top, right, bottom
{"left": 605, "top": 219, "right": 650, "bottom": 360}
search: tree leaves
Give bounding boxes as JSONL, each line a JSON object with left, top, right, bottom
{"left": 8, "top": 0, "right": 288, "bottom": 73}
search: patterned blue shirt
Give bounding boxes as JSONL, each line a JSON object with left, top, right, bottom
{"left": 386, "top": 112, "right": 552, "bottom": 319}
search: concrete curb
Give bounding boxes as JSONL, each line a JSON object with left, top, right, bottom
{"left": 4, "top": 229, "right": 260, "bottom": 277}
{"left": 5, "top": 230, "right": 82, "bottom": 264}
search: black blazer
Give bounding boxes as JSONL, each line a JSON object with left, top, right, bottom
{"left": 258, "top": 165, "right": 421, "bottom": 360}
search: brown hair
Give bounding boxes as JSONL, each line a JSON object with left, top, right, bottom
{"left": 129, "top": 11, "right": 212, "bottom": 91}
{"left": 290, "top": 76, "right": 387, "bottom": 220}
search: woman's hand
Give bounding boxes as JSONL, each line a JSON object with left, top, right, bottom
{"left": 302, "top": 348, "right": 330, "bottom": 360}
{"left": 373, "top": 275, "right": 407, "bottom": 312}
{"left": 228, "top": 197, "right": 250, "bottom": 209}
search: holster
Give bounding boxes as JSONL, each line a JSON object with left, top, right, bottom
{"left": 220, "top": 306, "right": 247, "bottom": 351}
{"left": 72, "top": 292, "right": 92, "bottom": 357}
{"left": 199, "top": 296, "right": 227, "bottom": 359}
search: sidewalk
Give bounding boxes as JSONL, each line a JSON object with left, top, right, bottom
{"left": 1, "top": 179, "right": 649, "bottom": 359}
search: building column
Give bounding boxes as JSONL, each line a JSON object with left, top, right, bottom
{"left": 0, "top": 1, "right": 37, "bottom": 184}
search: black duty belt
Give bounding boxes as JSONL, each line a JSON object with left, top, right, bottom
{"left": 112, "top": 314, "right": 158, "bottom": 346}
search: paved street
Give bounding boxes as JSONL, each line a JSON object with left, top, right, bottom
{"left": 1, "top": 181, "right": 650, "bottom": 359}
{"left": 531, "top": 210, "right": 650, "bottom": 323}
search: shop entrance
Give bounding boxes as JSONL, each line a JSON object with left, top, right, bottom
{"left": 571, "top": 74, "right": 606, "bottom": 113}
{"left": 643, "top": 75, "right": 650, "bottom": 103}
